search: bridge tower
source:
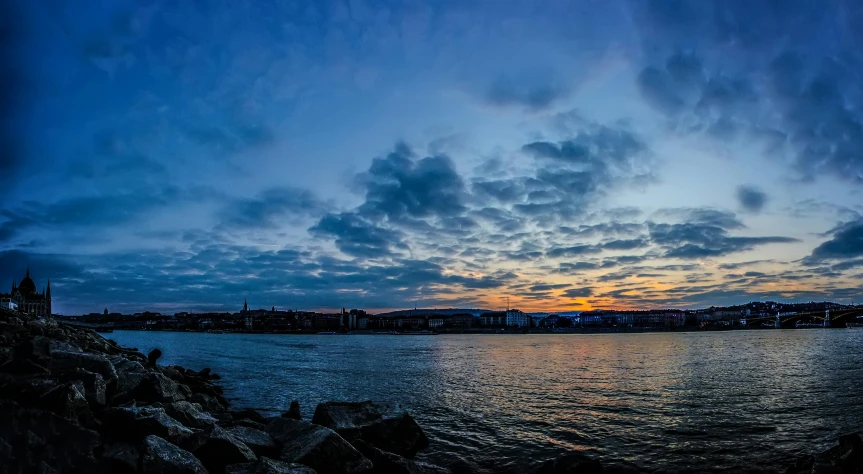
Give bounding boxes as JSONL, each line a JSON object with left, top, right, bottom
{"left": 824, "top": 309, "right": 830, "bottom": 328}
{"left": 775, "top": 314, "right": 781, "bottom": 329}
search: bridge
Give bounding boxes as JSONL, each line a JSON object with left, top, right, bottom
{"left": 745, "top": 308, "right": 863, "bottom": 328}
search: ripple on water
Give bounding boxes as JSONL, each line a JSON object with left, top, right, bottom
{"left": 106, "top": 330, "right": 863, "bottom": 473}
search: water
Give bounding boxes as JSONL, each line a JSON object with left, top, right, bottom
{"left": 107, "top": 330, "right": 863, "bottom": 473}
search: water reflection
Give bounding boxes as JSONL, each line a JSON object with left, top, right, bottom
{"left": 108, "top": 330, "right": 863, "bottom": 473}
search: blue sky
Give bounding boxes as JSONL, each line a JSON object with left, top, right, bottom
{"left": 2, "top": 0, "right": 862, "bottom": 314}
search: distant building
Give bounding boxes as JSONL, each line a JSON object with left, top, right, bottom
{"left": 505, "top": 309, "right": 529, "bottom": 327}
{"left": 0, "top": 269, "right": 52, "bottom": 317}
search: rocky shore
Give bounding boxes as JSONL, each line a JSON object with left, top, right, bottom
{"left": 0, "top": 311, "right": 860, "bottom": 473}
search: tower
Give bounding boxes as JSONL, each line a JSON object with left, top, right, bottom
{"left": 242, "top": 299, "right": 248, "bottom": 312}
{"left": 824, "top": 309, "right": 830, "bottom": 328}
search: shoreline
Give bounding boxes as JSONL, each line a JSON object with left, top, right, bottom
{"left": 1, "top": 312, "right": 860, "bottom": 473}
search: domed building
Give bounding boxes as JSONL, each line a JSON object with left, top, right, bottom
{"left": 0, "top": 269, "right": 52, "bottom": 317}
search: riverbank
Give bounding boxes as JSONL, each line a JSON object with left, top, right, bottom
{"left": 1, "top": 313, "right": 860, "bottom": 473}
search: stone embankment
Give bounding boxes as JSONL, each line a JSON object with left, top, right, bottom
{"left": 0, "top": 311, "right": 860, "bottom": 473}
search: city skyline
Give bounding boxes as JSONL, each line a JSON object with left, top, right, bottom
{"left": 2, "top": 1, "right": 863, "bottom": 315}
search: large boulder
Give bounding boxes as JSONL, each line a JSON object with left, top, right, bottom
{"left": 142, "top": 435, "right": 209, "bottom": 474}
{"left": 226, "top": 457, "right": 318, "bottom": 474}
{"left": 162, "top": 401, "right": 219, "bottom": 429}
{"left": 0, "top": 400, "right": 102, "bottom": 473}
{"left": 812, "top": 433, "right": 863, "bottom": 473}
{"left": 312, "top": 402, "right": 428, "bottom": 457}
{"left": 48, "top": 350, "right": 117, "bottom": 383}
{"left": 191, "top": 392, "right": 229, "bottom": 413}
{"left": 282, "top": 401, "right": 302, "bottom": 420}
{"left": 38, "top": 380, "right": 93, "bottom": 425}
{"left": 266, "top": 418, "right": 372, "bottom": 474}
{"left": 228, "top": 426, "right": 279, "bottom": 458}
{"left": 102, "top": 405, "right": 194, "bottom": 444}
{"left": 60, "top": 368, "right": 107, "bottom": 407}
{"left": 312, "top": 401, "right": 383, "bottom": 430}
{"left": 130, "top": 372, "right": 190, "bottom": 403}
{"left": 183, "top": 424, "right": 258, "bottom": 474}
{"left": 353, "top": 440, "right": 450, "bottom": 474}
{"left": 109, "top": 355, "right": 149, "bottom": 394}
{"left": 530, "top": 453, "right": 603, "bottom": 474}
{"left": 102, "top": 442, "right": 143, "bottom": 474}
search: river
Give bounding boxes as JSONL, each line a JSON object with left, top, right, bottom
{"left": 107, "top": 329, "right": 863, "bottom": 473}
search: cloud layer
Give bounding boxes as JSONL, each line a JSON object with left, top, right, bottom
{"left": 1, "top": 0, "right": 861, "bottom": 314}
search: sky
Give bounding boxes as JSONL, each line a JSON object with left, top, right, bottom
{"left": 2, "top": 0, "right": 863, "bottom": 315}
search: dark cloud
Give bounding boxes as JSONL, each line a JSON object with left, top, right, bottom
{"left": 602, "top": 239, "right": 649, "bottom": 251}
{"left": 630, "top": 1, "right": 863, "bottom": 182}
{"left": 546, "top": 244, "right": 602, "bottom": 259}
{"left": 0, "top": 186, "right": 214, "bottom": 243}
{"left": 736, "top": 186, "right": 768, "bottom": 213}
{"left": 648, "top": 208, "right": 798, "bottom": 259}
{"left": 806, "top": 219, "right": 863, "bottom": 262}
{"left": 563, "top": 287, "right": 593, "bottom": 298}
{"left": 220, "top": 187, "right": 323, "bottom": 229}
{"left": 0, "top": 1, "right": 33, "bottom": 194}
{"left": 309, "top": 212, "right": 407, "bottom": 259}
{"left": 485, "top": 75, "right": 570, "bottom": 111}
{"left": 357, "top": 143, "right": 468, "bottom": 223}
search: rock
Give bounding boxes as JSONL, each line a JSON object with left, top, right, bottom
{"left": 810, "top": 432, "right": 863, "bottom": 473}
{"left": 102, "top": 405, "right": 194, "bottom": 444}
{"left": 160, "top": 365, "right": 187, "bottom": 382}
{"left": 183, "top": 424, "right": 257, "bottom": 474}
{"left": 163, "top": 400, "right": 219, "bottom": 429}
{"left": 148, "top": 348, "right": 163, "bottom": 367}
{"left": 102, "top": 442, "right": 142, "bottom": 474}
{"left": 38, "top": 380, "right": 93, "bottom": 425}
{"left": 0, "top": 358, "right": 51, "bottom": 375}
{"left": 131, "top": 372, "right": 189, "bottom": 403}
{"left": 109, "top": 355, "right": 149, "bottom": 393}
{"left": 353, "top": 413, "right": 429, "bottom": 458}
{"left": 266, "top": 417, "right": 372, "bottom": 474}
{"left": 312, "top": 401, "right": 383, "bottom": 430}
{"left": 228, "top": 426, "right": 279, "bottom": 458}
{"left": 228, "top": 418, "right": 269, "bottom": 431}
{"left": 0, "top": 376, "right": 61, "bottom": 403}
{"left": 353, "top": 440, "right": 450, "bottom": 474}
{"left": 142, "top": 435, "right": 209, "bottom": 474}
{"left": 531, "top": 452, "right": 603, "bottom": 474}
{"left": 226, "top": 457, "right": 318, "bottom": 474}
{"left": 232, "top": 408, "right": 268, "bottom": 424}
{"left": 191, "top": 392, "right": 229, "bottom": 413}
{"left": 0, "top": 400, "right": 102, "bottom": 473}
{"left": 60, "top": 368, "right": 107, "bottom": 407}
{"left": 48, "top": 350, "right": 117, "bottom": 383}
{"left": 312, "top": 401, "right": 428, "bottom": 457}
{"left": 282, "top": 401, "right": 302, "bottom": 420}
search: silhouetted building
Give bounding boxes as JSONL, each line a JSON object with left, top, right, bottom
{"left": 0, "top": 269, "right": 52, "bottom": 317}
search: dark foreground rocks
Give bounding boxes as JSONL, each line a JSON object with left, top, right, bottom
{"left": 783, "top": 432, "right": 863, "bottom": 474}
{"left": 0, "top": 312, "right": 613, "bottom": 474}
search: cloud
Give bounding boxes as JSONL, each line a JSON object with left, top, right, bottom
{"left": 736, "top": 186, "right": 768, "bottom": 213}
{"left": 309, "top": 212, "right": 407, "bottom": 259}
{"left": 356, "top": 143, "right": 468, "bottom": 224}
{"left": 562, "top": 287, "right": 593, "bottom": 298}
{"left": 806, "top": 219, "right": 863, "bottom": 261}
{"left": 648, "top": 208, "right": 798, "bottom": 259}
{"left": 485, "top": 75, "right": 570, "bottom": 111}
{"left": 219, "top": 187, "right": 324, "bottom": 229}
{"left": 629, "top": 1, "right": 863, "bottom": 182}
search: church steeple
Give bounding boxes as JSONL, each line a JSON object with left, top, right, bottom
{"left": 46, "top": 279, "right": 51, "bottom": 298}
{"left": 25, "top": 267, "right": 30, "bottom": 279}
{"left": 243, "top": 299, "right": 248, "bottom": 312}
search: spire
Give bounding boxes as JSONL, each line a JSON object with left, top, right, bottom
{"left": 46, "top": 279, "right": 51, "bottom": 298}
{"left": 26, "top": 267, "right": 30, "bottom": 278}
{"left": 243, "top": 299, "right": 248, "bottom": 312}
